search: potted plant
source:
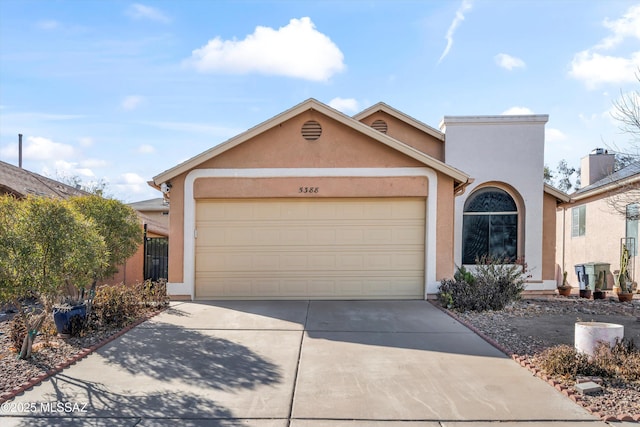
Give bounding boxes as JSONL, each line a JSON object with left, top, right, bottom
{"left": 593, "top": 270, "right": 606, "bottom": 300}
{"left": 615, "top": 244, "right": 635, "bottom": 302}
{"left": 557, "top": 271, "right": 572, "bottom": 296}
{"left": 52, "top": 284, "right": 92, "bottom": 338}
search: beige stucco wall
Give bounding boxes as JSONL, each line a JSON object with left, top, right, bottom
{"left": 557, "top": 194, "right": 627, "bottom": 288}
{"left": 358, "top": 111, "right": 445, "bottom": 161}
{"left": 542, "top": 192, "right": 559, "bottom": 282}
{"left": 436, "top": 175, "right": 455, "bottom": 280}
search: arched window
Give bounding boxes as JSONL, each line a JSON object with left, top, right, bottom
{"left": 462, "top": 187, "right": 518, "bottom": 264}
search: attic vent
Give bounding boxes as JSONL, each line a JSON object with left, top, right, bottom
{"left": 301, "top": 120, "right": 322, "bottom": 141}
{"left": 371, "top": 119, "right": 388, "bottom": 134}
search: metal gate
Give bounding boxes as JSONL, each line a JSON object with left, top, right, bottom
{"left": 144, "top": 226, "right": 168, "bottom": 282}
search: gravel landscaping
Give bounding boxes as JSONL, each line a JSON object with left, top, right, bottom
{"left": 450, "top": 295, "right": 640, "bottom": 420}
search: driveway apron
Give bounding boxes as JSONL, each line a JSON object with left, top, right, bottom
{"left": 0, "top": 300, "right": 608, "bottom": 426}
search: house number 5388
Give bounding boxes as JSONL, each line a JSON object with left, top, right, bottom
{"left": 299, "top": 187, "right": 319, "bottom": 193}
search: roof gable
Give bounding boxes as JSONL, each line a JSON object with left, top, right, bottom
{"left": 353, "top": 102, "right": 445, "bottom": 141}
{"left": 153, "top": 98, "right": 468, "bottom": 185}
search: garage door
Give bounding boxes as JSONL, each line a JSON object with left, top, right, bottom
{"left": 194, "top": 198, "right": 425, "bottom": 299}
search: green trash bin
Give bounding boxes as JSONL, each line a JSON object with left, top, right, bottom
{"left": 584, "top": 262, "right": 611, "bottom": 290}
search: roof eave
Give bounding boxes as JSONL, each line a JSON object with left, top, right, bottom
{"left": 153, "top": 98, "right": 468, "bottom": 185}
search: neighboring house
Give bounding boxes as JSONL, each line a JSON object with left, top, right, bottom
{"left": 557, "top": 150, "right": 640, "bottom": 289}
{"left": 152, "top": 98, "right": 567, "bottom": 301}
{"left": 0, "top": 159, "right": 88, "bottom": 198}
{"left": 102, "top": 198, "right": 169, "bottom": 286}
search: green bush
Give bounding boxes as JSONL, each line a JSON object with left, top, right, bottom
{"left": 438, "top": 256, "right": 528, "bottom": 312}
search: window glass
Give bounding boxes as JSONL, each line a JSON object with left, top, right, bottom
{"left": 571, "top": 205, "right": 586, "bottom": 237}
{"left": 462, "top": 188, "right": 518, "bottom": 264}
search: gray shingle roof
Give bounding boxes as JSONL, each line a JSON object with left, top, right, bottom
{"left": 574, "top": 161, "right": 640, "bottom": 195}
{"left": 0, "top": 160, "right": 89, "bottom": 198}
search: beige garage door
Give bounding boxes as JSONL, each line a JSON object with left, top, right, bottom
{"left": 195, "top": 198, "right": 425, "bottom": 299}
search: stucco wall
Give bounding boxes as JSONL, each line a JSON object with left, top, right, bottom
{"left": 442, "top": 115, "right": 550, "bottom": 289}
{"left": 557, "top": 194, "right": 628, "bottom": 288}
{"left": 358, "top": 111, "right": 444, "bottom": 161}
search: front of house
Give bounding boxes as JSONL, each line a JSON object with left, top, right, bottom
{"left": 153, "top": 99, "right": 563, "bottom": 300}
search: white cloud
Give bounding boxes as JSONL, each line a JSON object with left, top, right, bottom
{"left": 328, "top": 97, "right": 360, "bottom": 113}
{"left": 115, "top": 172, "right": 148, "bottom": 194}
{"left": 546, "top": 128, "right": 568, "bottom": 142}
{"left": 186, "top": 17, "right": 345, "bottom": 82}
{"left": 438, "top": 0, "right": 473, "bottom": 64}
{"left": 54, "top": 160, "right": 95, "bottom": 178}
{"left": 501, "top": 106, "right": 534, "bottom": 115}
{"left": 569, "top": 51, "right": 640, "bottom": 89}
{"left": 78, "top": 137, "right": 94, "bottom": 147}
{"left": 125, "top": 3, "right": 170, "bottom": 23}
{"left": 569, "top": 4, "right": 640, "bottom": 88}
{"left": 0, "top": 136, "right": 75, "bottom": 161}
{"left": 138, "top": 144, "right": 155, "bottom": 154}
{"left": 596, "top": 4, "right": 640, "bottom": 50}
{"left": 121, "top": 95, "right": 144, "bottom": 111}
{"left": 494, "top": 53, "right": 526, "bottom": 70}
{"left": 80, "top": 158, "right": 109, "bottom": 169}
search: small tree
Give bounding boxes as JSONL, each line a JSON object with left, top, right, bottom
{"left": 0, "top": 195, "right": 107, "bottom": 358}
{"left": 68, "top": 195, "right": 143, "bottom": 283}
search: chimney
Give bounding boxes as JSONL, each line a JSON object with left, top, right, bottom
{"left": 18, "top": 134, "right": 23, "bottom": 168}
{"left": 580, "top": 148, "right": 615, "bottom": 188}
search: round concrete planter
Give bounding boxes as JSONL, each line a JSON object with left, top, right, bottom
{"left": 575, "top": 322, "right": 624, "bottom": 357}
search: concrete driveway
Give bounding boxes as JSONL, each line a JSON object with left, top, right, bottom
{"left": 0, "top": 300, "right": 611, "bottom": 426}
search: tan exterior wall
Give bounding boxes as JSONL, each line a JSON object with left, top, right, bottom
{"left": 197, "top": 111, "right": 425, "bottom": 169}
{"left": 193, "top": 176, "right": 428, "bottom": 199}
{"left": 358, "top": 111, "right": 444, "bottom": 161}
{"left": 542, "top": 192, "right": 558, "bottom": 282}
{"left": 435, "top": 174, "right": 455, "bottom": 280}
{"left": 557, "top": 194, "right": 627, "bottom": 288}
{"left": 168, "top": 174, "right": 185, "bottom": 284}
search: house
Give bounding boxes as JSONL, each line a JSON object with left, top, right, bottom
{"left": 102, "top": 198, "right": 169, "bottom": 285}
{"left": 0, "top": 159, "right": 89, "bottom": 198}
{"left": 152, "top": 99, "right": 566, "bottom": 300}
{"left": 556, "top": 149, "right": 640, "bottom": 290}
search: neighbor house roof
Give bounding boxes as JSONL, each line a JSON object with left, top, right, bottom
{"left": 153, "top": 98, "right": 470, "bottom": 187}
{"left": 571, "top": 161, "right": 640, "bottom": 201}
{"left": 127, "top": 198, "right": 169, "bottom": 212}
{"left": 0, "top": 160, "right": 89, "bottom": 199}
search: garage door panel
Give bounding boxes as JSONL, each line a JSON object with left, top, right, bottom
{"left": 195, "top": 198, "right": 425, "bottom": 299}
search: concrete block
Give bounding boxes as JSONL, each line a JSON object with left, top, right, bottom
{"left": 575, "top": 381, "right": 603, "bottom": 395}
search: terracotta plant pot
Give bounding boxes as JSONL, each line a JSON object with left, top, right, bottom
{"left": 579, "top": 289, "right": 592, "bottom": 299}
{"left": 593, "top": 290, "right": 605, "bottom": 300}
{"left": 557, "top": 287, "right": 572, "bottom": 297}
{"left": 618, "top": 293, "right": 634, "bottom": 302}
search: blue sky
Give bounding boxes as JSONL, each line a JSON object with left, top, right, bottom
{"left": 1, "top": 0, "right": 639, "bottom": 201}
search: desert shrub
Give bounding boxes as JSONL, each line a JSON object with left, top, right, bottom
{"left": 536, "top": 340, "right": 640, "bottom": 381}
{"left": 90, "top": 283, "right": 143, "bottom": 329}
{"left": 9, "top": 312, "right": 27, "bottom": 351}
{"left": 438, "top": 257, "right": 528, "bottom": 311}
{"left": 135, "top": 279, "right": 170, "bottom": 307}
{"left": 536, "top": 345, "right": 593, "bottom": 378}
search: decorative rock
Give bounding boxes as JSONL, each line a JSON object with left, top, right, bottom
{"left": 575, "top": 381, "right": 603, "bottom": 395}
